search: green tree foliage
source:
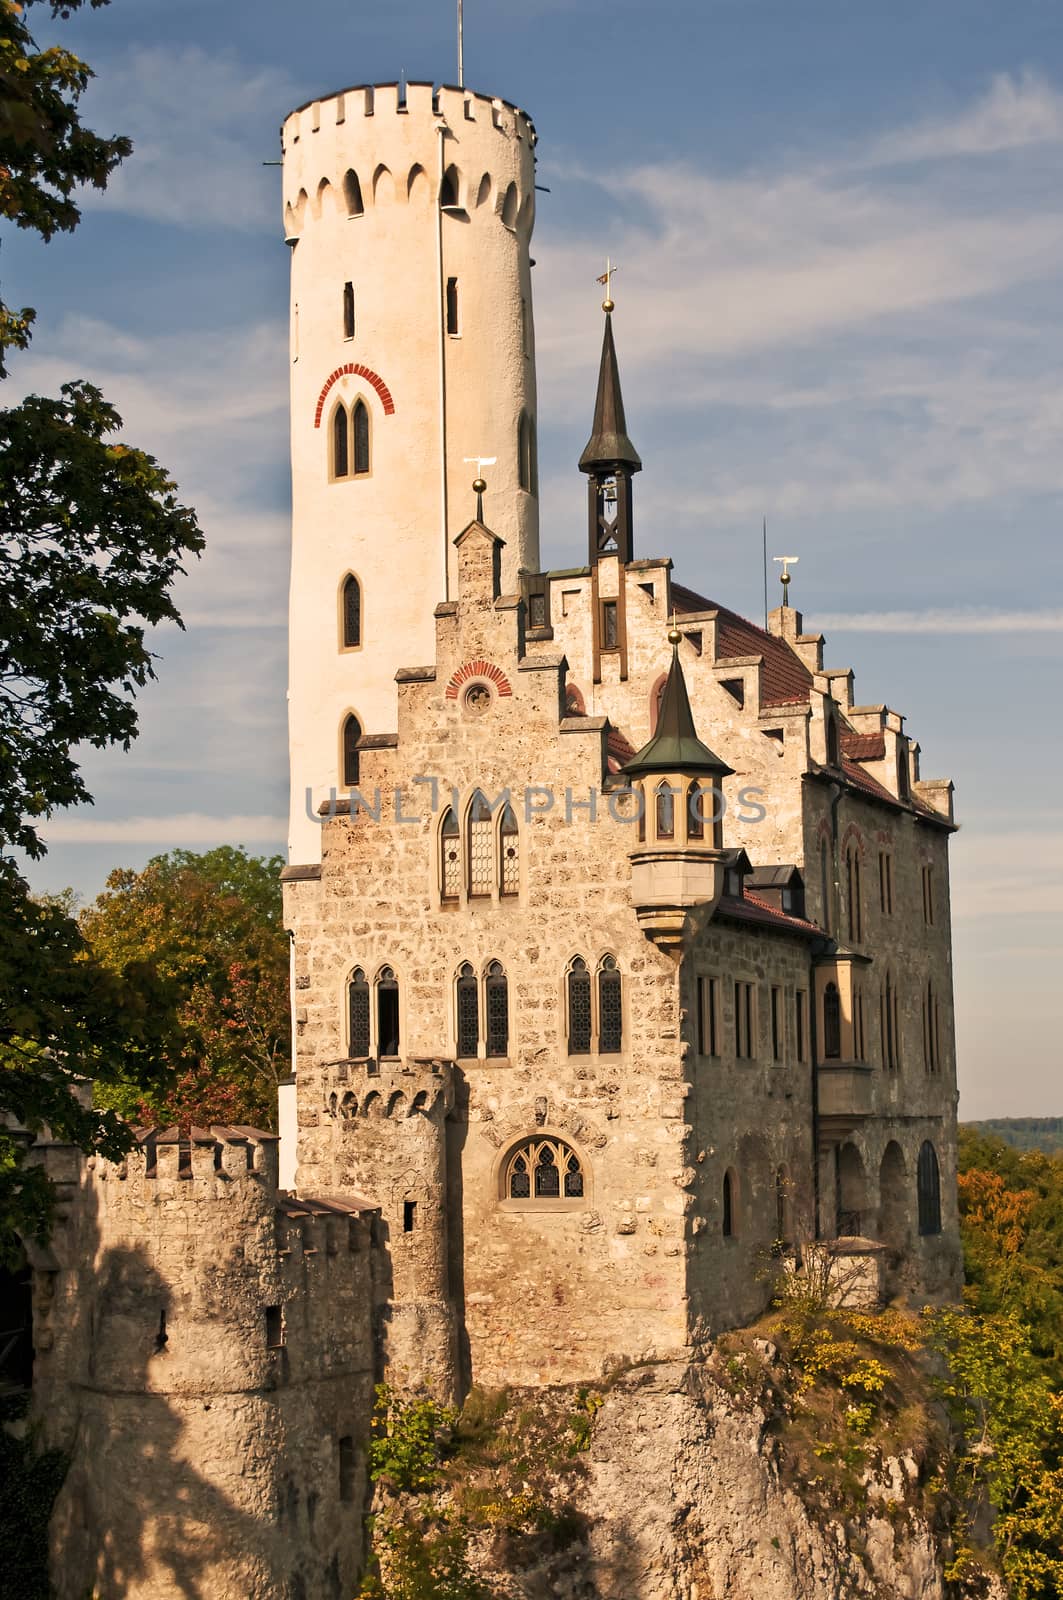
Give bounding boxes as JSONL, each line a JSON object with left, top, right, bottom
{"left": 0, "top": 0, "right": 204, "bottom": 1251}
{"left": 79, "top": 848, "right": 290, "bottom": 1130}
{"left": 366, "top": 1384, "right": 458, "bottom": 1495}
{"left": 963, "top": 1118, "right": 1063, "bottom": 1155}
{"left": 0, "top": 0, "right": 130, "bottom": 371}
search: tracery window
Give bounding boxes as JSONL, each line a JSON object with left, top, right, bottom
{"left": 917, "top": 1141, "right": 942, "bottom": 1236}
{"left": 467, "top": 791, "right": 493, "bottom": 897}
{"left": 823, "top": 981, "right": 842, "bottom": 1060}
{"left": 353, "top": 400, "right": 370, "bottom": 476}
{"left": 485, "top": 961, "right": 509, "bottom": 1057}
{"left": 440, "top": 808, "right": 461, "bottom": 901}
{"left": 504, "top": 1138, "right": 585, "bottom": 1203}
{"left": 686, "top": 781, "right": 704, "bottom": 841}
{"left": 500, "top": 803, "right": 519, "bottom": 896}
{"left": 456, "top": 962, "right": 478, "bottom": 1058}
{"left": 598, "top": 956, "right": 622, "bottom": 1054}
{"left": 348, "top": 967, "right": 370, "bottom": 1057}
{"left": 567, "top": 957, "right": 592, "bottom": 1055}
{"left": 342, "top": 574, "right": 361, "bottom": 648}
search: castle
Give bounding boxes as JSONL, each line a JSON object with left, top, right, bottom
{"left": 28, "top": 79, "right": 961, "bottom": 1600}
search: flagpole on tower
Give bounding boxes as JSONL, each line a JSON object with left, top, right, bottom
{"left": 457, "top": 0, "right": 464, "bottom": 87}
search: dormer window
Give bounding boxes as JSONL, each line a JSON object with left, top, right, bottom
{"left": 725, "top": 866, "right": 743, "bottom": 898}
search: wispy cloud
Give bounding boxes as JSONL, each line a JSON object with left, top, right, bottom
{"left": 42, "top": 813, "right": 287, "bottom": 846}
{"left": 815, "top": 608, "right": 1063, "bottom": 634}
{"left": 867, "top": 71, "right": 1063, "bottom": 165}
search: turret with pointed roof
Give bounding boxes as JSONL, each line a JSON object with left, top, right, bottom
{"left": 579, "top": 308, "right": 641, "bottom": 565}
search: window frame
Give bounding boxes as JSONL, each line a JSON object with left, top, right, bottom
{"left": 734, "top": 979, "right": 757, "bottom": 1061}
{"left": 499, "top": 1135, "right": 589, "bottom": 1210}
{"left": 697, "top": 974, "right": 720, "bottom": 1058}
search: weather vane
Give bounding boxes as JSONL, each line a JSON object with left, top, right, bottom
{"left": 463, "top": 454, "right": 496, "bottom": 520}
{"left": 595, "top": 258, "right": 619, "bottom": 313}
{"left": 772, "top": 554, "right": 799, "bottom": 606}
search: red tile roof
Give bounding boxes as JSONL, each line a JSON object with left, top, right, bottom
{"left": 671, "top": 582, "right": 813, "bottom": 707}
{"left": 840, "top": 731, "right": 886, "bottom": 762}
{"left": 718, "top": 889, "right": 823, "bottom": 938}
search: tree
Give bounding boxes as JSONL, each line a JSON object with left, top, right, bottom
{"left": 80, "top": 848, "right": 290, "bottom": 1130}
{"left": 1, "top": 0, "right": 130, "bottom": 373}
{"left": 0, "top": 0, "right": 204, "bottom": 1252}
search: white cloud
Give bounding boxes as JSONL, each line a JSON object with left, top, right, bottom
{"left": 814, "top": 608, "right": 1063, "bottom": 634}
{"left": 867, "top": 71, "right": 1063, "bottom": 165}
{"left": 41, "top": 813, "right": 287, "bottom": 845}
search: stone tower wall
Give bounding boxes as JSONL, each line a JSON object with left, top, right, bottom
{"left": 283, "top": 83, "right": 540, "bottom": 860}
{"left": 35, "top": 1132, "right": 376, "bottom": 1600}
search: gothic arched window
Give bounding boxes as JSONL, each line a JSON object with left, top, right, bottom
{"left": 503, "top": 1138, "right": 584, "bottom": 1203}
{"left": 333, "top": 403, "right": 349, "bottom": 478}
{"left": 499, "top": 803, "right": 519, "bottom": 897}
{"left": 826, "top": 714, "right": 840, "bottom": 768}
{"left": 342, "top": 575, "right": 361, "bottom": 648}
{"left": 456, "top": 962, "right": 478, "bottom": 1058}
{"left": 823, "top": 982, "right": 842, "bottom": 1060}
{"left": 687, "top": 781, "right": 704, "bottom": 841}
{"left": 467, "top": 791, "right": 493, "bottom": 898}
{"left": 598, "top": 956, "right": 622, "bottom": 1054}
{"left": 655, "top": 782, "right": 675, "bottom": 841}
{"left": 917, "top": 1141, "right": 942, "bottom": 1236}
{"left": 348, "top": 967, "right": 370, "bottom": 1058}
{"left": 440, "top": 808, "right": 461, "bottom": 902}
{"left": 567, "top": 957, "right": 591, "bottom": 1055}
{"left": 353, "top": 400, "right": 370, "bottom": 476}
{"left": 439, "top": 164, "right": 460, "bottom": 208}
{"left": 343, "top": 169, "right": 364, "bottom": 217}
{"left": 846, "top": 843, "right": 863, "bottom": 943}
{"left": 485, "top": 961, "right": 508, "bottom": 1057}
{"left": 376, "top": 966, "right": 399, "bottom": 1057}
{"left": 342, "top": 714, "right": 361, "bottom": 788}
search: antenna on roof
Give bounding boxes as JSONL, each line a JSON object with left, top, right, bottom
{"left": 762, "top": 516, "right": 768, "bottom": 630}
{"left": 457, "top": 0, "right": 464, "bottom": 87}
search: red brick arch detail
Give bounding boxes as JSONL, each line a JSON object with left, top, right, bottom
{"left": 314, "top": 364, "right": 395, "bottom": 426}
{"left": 445, "top": 660, "right": 513, "bottom": 701}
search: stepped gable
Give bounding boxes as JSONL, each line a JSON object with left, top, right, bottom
{"left": 671, "top": 582, "right": 813, "bottom": 707}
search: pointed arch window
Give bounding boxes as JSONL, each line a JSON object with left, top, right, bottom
{"left": 467, "top": 791, "right": 493, "bottom": 897}
{"left": 456, "top": 962, "right": 478, "bottom": 1058}
{"left": 342, "top": 575, "right": 361, "bottom": 648}
{"left": 686, "top": 781, "right": 705, "bottom": 841}
{"left": 485, "top": 961, "right": 508, "bottom": 1057}
{"left": 342, "top": 714, "right": 361, "bottom": 788}
{"left": 343, "top": 169, "right": 364, "bottom": 217}
{"left": 598, "top": 956, "right": 622, "bottom": 1054}
{"left": 917, "top": 1141, "right": 942, "bottom": 1236}
{"left": 826, "top": 714, "right": 840, "bottom": 767}
{"left": 846, "top": 844, "right": 863, "bottom": 943}
{"left": 655, "top": 782, "right": 675, "bottom": 841}
{"left": 503, "top": 1137, "right": 584, "bottom": 1203}
{"left": 353, "top": 400, "right": 370, "bottom": 476}
{"left": 377, "top": 966, "right": 399, "bottom": 1057}
{"left": 499, "top": 803, "right": 519, "bottom": 896}
{"left": 823, "top": 982, "right": 842, "bottom": 1060}
{"left": 348, "top": 968, "right": 370, "bottom": 1058}
{"left": 518, "top": 412, "right": 536, "bottom": 495}
{"left": 440, "top": 808, "right": 461, "bottom": 902}
{"left": 333, "top": 403, "right": 350, "bottom": 478}
{"left": 439, "top": 164, "right": 460, "bottom": 208}
{"left": 567, "top": 957, "right": 591, "bottom": 1055}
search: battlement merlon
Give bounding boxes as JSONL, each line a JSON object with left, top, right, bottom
{"left": 282, "top": 82, "right": 537, "bottom": 151}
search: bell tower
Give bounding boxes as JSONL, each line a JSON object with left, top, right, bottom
{"left": 578, "top": 298, "right": 642, "bottom": 565}
{"left": 282, "top": 83, "right": 541, "bottom": 862}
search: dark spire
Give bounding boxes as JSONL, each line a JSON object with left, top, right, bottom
{"left": 579, "top": 312, "right": 642, "bottom": 475}
{"left": 622, "top": 630, "right": 733, "bottom": 779}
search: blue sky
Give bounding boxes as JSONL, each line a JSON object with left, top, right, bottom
{"left": 7, "top": 0, "right": 1062, "bottom": 1118}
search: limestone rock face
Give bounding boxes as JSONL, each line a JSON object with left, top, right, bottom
{"left": 467, "top": 1363, "right": 1004, "bottom": 1600}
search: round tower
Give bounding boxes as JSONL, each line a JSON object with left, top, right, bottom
{"left": 282, "top": 82, "right": 541, "bottom": 861}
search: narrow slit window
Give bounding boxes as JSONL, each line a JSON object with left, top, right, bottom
{"left": 348, "top": 968, "right": 370, "bottom": 1057}
{"left": 687, "top": 782, "right": 704, "bottom": 841}
{"left": 734, "top": 981, "right": 755, "bottom": 1060}
{"left": 598, "top": 956, "right": 622, "bottom": 1054}
{"left": 377, "top": 967, "right": 399, "bottom": 1057}
{"left": 601, "top": 599, "right": 619, "bottom": 650}
{"left": 722, "top": 1171, "right": 735, "bottom": 1237}
{"left": 339, "top": 1437, "right": 357, "bottom": 1503}
{"left": 655, "top": 783, "right": 675, "bottom": 840}
{"left": 342, "top": 714, "right": 361, "bottom": 788}
{"left": 265, "top": 1306, "right": 284, "bottom": 1348}
{"left": 446, "top": 276, "right": 460, "bottom": 335}
{"left": 403, "top": 1201, "right": 417, "bottom": 1234}
{"left": 518, "top": 412, "right": 535, "bottom": 494}
{"left": 567, "top": 957, "right": 591, "bottom": 1055}
{"left": 343, "top": 281, "right": 355, "bottom": 339}
{"left": 333, "top": 403, "right": 349, "bottom": 478}
{"left": 353, "top": 400, "right": 370, "bottom": 476}
{"left": 823, "top": 982, "right": 842, "bottom": 1060}
{"left": 795, "top": 990, "right": 807, "bottom": 1063}
{"left": 698, "top": 976, "right": 719, "bottom": 1057}
{"left": 485, "top": 961, "right": 508, "bottom": 1057}
{"left": 771, "top": 986, "right": 782, "bottom": 1061}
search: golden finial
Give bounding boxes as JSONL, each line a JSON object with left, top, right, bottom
{"left": 463, "top": 455, "right": 496, "bottom": 521}
{"left": 772, "top": 554, "right": 800, "bottom": 607}
{"left": 596, "top": 256, "right": 619, "bottom": 313}
{"left": 667, "top": 610, "right": 682, "bottom": 647}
